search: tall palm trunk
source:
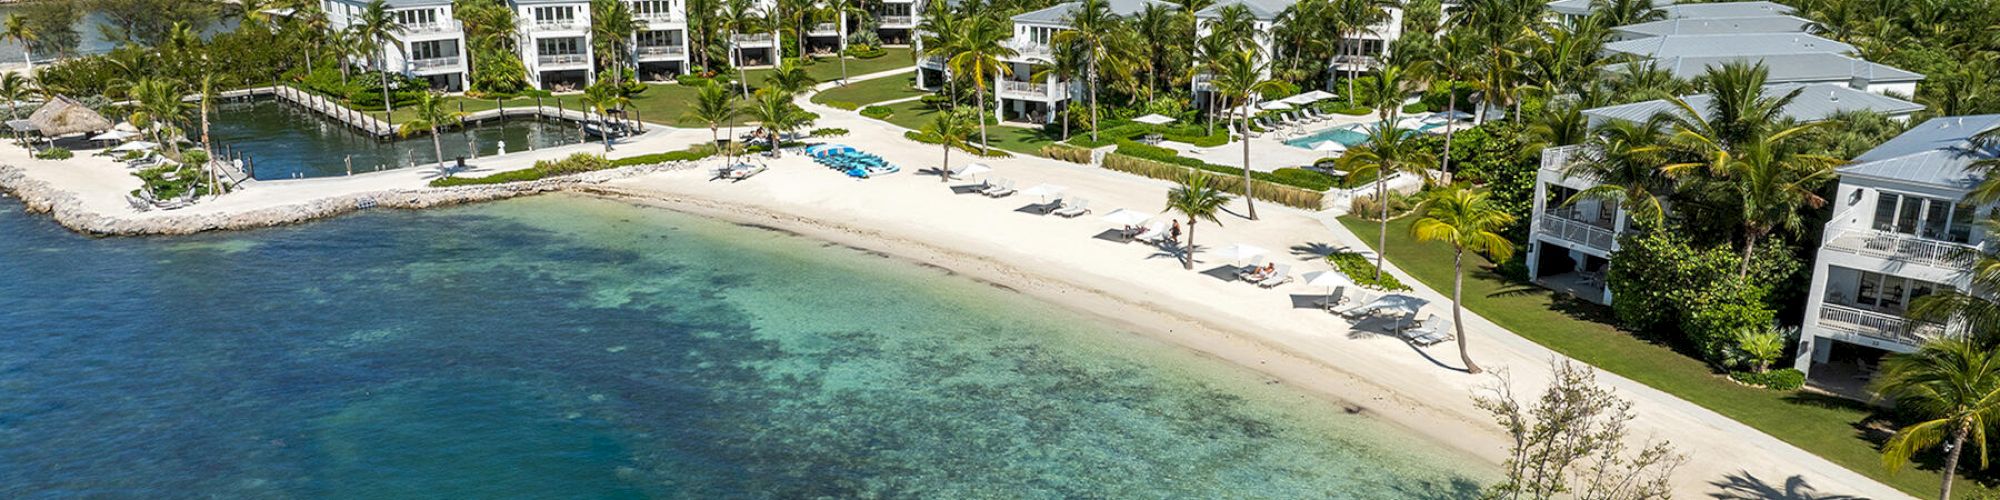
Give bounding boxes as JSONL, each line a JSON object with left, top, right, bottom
{"left": 1738, "top": 227, "right": 1766, "bottom": 278}
{"left": 1454, "top": 248, "right": 1480, "bottom": 373}
{"left": 939, "top": 141, "right": 951, "bottom": 182}
{"left": 430, "top": 123, "right": 445, "bottom": 169}
{"left": 836, "top": 17, "right": 849, "bottom": 84}
{"left": 1375, "top": 176, "right": 1388, "bottom": 280}
{"left": 1239, "top": 100, "right": 1256, "bottom": 220}
{"left": 1441, "top": 91, "right": 1457, "bottom": 175}
{"left": 1087, "top": 56, "right": 1099, "bottom": 141}
{"left": 1942, "top": 423, "right": 1970, "bottom": 500}
{"left": 379, "top": 46, "right": 395, "bottom": 113}
{"left": 975, "top": 82, "right": 990, "bottom": 151}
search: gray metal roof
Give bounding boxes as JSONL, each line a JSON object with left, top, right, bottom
{"left": 1545, "top": 0, "right": 1598, "bottom": 16}
{"left": 1603, "top": 32, "right": 1854, "bottom": 58}
{"left": 1195, "top": 0, "right": 1295, "bottom": 20}
{"left": 1656, "top": 1, "right": 1794, "bottom": 19}
{"left": 509, "top": 0, "right": 589, "bottom": 5}
{"left": 1014, "top": 0, "right": 1178, "bottom": 24}
{"left": 330, "top": 0, "right": 452, "bottom": 6}
{"left": 1604, "top": 53, "right": 1924, "bottom": 85}
{"left": 1612, "top": 15, "right": 1815, "bottom": 38}
{"left": 1583, "top": 83, "right": 1925, "bottom": 126}
{"left": 1841, "top": 114, "right": 2000, "bottom": 190}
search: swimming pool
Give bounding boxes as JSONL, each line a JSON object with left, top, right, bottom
{"left": 1281, "top": 122, "right": 1439, "bottom": 149}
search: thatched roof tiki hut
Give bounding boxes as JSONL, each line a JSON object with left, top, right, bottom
{"left": 15, "top": 96, "right": 113, "bottom": 140}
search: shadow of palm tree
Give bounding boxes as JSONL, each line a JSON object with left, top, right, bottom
{"left": 1288, "top": 241, "right": 1348, "bottom": 261}
{"left": 1707, "top": 472, "right": 1863, "bottom": 500}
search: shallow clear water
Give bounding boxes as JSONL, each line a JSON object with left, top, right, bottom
{"left": 0, "top": 6, "right": 235, "bottom": 63}
{"left": 209, "top": 99, "right": 586, "bottom": 180}
{"left": 0, "top": 195, "right": 1490, "bottom": 497}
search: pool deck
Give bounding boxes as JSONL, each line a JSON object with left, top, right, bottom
{"left": 1165, "top": 112, "right": 1394, "bottom": 172}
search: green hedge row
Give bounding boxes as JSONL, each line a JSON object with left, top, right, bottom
{"left": 1326, "top": 252, "right": 1411, "bottom": 291}
{"left": 1100, "top": 154, "right": 1324, "bottom": 210}
{"left": 1113, "top": 140, "right": 1337, "bottom": 191}
{"left": 1065, "top": 122, "right": 1230, "bottom": 149}
{"left": 1729, "top": 369, "right": 1805, "bottom": 390}
{"left": 1040, "top": 143, "right": 1092, "bottom": 164}
{"left": 429, "top": 147, "right": 716, "bottom": 187}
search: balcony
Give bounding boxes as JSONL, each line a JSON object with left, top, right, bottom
{"left": 919, "top": 54, "right": 945, "bottom": 69}
{"left": 1004, "top": 40, "right": 1052, "bottom": 60}
{"left": 1823, "top": 228, "right": 1980, "bottom": 270}
{"left": 731, "top": 33, "right": 775, "bottom": 46}
{"left": 531, "top": 19, "right": 586, "bottom": 32}
{"left": 1331, "top": 54, "right": 1379, "bottom": 70}
{"left": 809, "top": 22, "right": 839, "bottom": 36}
{"left": 998, "top": 80, "right": 1067, "bottom": 101}
{"left": 402, "top": 21, "right": 463, "bottom": 35}
{"left": 1192, "top": 73, "right": 1214, "bottom": 91}
{"left": 635, "top": 11, "right": 685, "bottom": 24}
{"left": 537, "top": 53, "right": 589, "bottom": 67}
{"left": 409, "top": 56, "right": 461, "bottom": 71}
{"left": 635, "top": 45, "right": 686, "bottom": 59}
{"left": 879, "top": 15, "right": 914, "bottom": 27}
{"left": 1537, "top": 213, "right": 1617, "bottom": 254}
{"left": 1818, "top": 303, "right": 1946, "bottom": 348}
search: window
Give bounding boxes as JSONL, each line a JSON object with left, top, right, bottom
{"left": 630, "top": 0, "right": 671, "bottom": 17}
{"left": 638, "top": 30, "right": 680, "bottom": 47}
{"left": 1845, "top": 270, "right": 1945, "bottom": 314}
{"left": 411, "top": 40, "right": 458, "bottom": 60}
{"left": 1872, "top": 191, "right": 1975, "bottom": 243}
{"left": 395, "top": 8, "right": 437, "bottom": 27}
{"left": 538, "top": 38, "right": 582, "bottom": 55}
{"left": 535, "top": 6, "right": 576, "bottom": 23}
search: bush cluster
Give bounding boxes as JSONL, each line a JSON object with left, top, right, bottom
{"left": 810, "top": 127, "right": 849, "bottom": 137}
{"left": 1728, "top": 369, "right": 1805, "bottom": 391}
{"left": 859, "top": 105, "right": 893, "bottom": 120}
{"left": 1607, "top": 229, "right": 1800, "bottom": 364}
{"left": 1112, "top": 140, "right": 1335, "bottom": 191}
{"left": 845, "top": 45, "right": 887, "bottom": 59}
{"left": 821, "top": 100, "right": 860, "bottom": 111}
{"left": 430, "top": 147, "right": 716, "bottom": 187}
{"left": 903, "top": 130, "right": 1011, "bottom": 157}
{"left": 1327, "top": 252, "right": 1411, "bottom": 291}
{"left": 34, "top": 147, "right": 73, "bottom": 160}
{"left": 1100, "top": 154, "right": 1324, "bottom": 209}
{"left": 1040, "top": 144, "right": 1093, "bottom": 164}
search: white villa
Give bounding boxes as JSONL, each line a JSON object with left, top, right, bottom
{"left": 1523, "top": 1, "right": 1926, "bottom": 305}
{"left": 512, "top": 0, "right": 596, "bottom": 90}
{"left": 628, "top": 0, "right": 692, "bottom": 81}
{"left": 324, "top": 0, "right": 470, "bottom": 92}
{"left": 964, "top": 0, "right": 1175, "bottom": 124}
{"left": 1794, "top": 114, "right": 2000, "bottom": 384}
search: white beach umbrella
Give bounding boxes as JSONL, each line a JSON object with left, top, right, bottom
{"left": 1301, "top": 269, "right": 1355, "bottom": 305}
{"left": 1258, "top": 100, "right": 1294, "bottom": 111}
{"left": 1429, "top": 110, "right": 1474, "bottom": 122}
{"left": 1132, "top": 113, "right": 1176, "bottom": 125}
{"left": 1212, "top": 243, "right": 1269, "bottom": 262}
{"left": 89, "top": 130, "right": 137, "bottom": 142}
{"left": 109, "top": 140, "right": 159, "bottom": 152}
{"left": 1099, "top": 209, "right": 1155, "bottom": 227}
{"left": 1020, "top": 183, "right": 1067, "bottom": 200}
{"left": 1295, "top": 90, "right": 1335, "bottom": 102}
{"left": 1361, "top": 294, "right": 1429, "bottom": 316}
{"left": 1313, "top": 141, "right": 1348, "bottom": 152}
{"left": 953, "top": 163, "right": 992, "bottom": 177}
{"left": 1395, "top": 116, "right": 1429, "bottom": 131}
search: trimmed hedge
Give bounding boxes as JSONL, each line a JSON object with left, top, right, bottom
{"left": 430, "top": 147, "right": 715, "bottom": 187}
{"left": 845, "top": 45, "right": 887, "bottom": 58}
{"left": 1327, "top": 251, "right": 1411, "bottom": 291}
{"left": 860, "top": 105, "right": 893, "bottom": 120}
{"left": 1040, "top": 143, "right": 1093, "bottom": 164}
{"left": 821, "top": 100, "right": 860, "bottom": 111}
{"left": 1101, "top": 153, "right": 1324, "bottom": 209}
{"left": 1064, "top": 122, "right": 1229, "bottom": 149}
{"left": 1729, "top": 369, "right": 1805, "bottom": 391}
{"left": 811, "top": 127, "right": 849, "bottom": 137}
{"left": 1113, "top": 140, "right": 1336, "bottom": 191}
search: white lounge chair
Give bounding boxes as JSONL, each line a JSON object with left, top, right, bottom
{"left": 1053, "top": 198, "right": 1091, "bottom": 218}
{"left": 1256, "top": 264, "right": 1293, "bottom": 288}
{"left": 1235, "top": 256, "right": 1268, "bottom": 280}
{"left": 1405, "top": 314, "right": 1454, "bottom": 346}
{"left": 984, "top": 179, "right": 1017, "bottom": 198}
{"left": 1333, "top": 291, "right": 1378, "bottom": 317}
{"left": 1316, "top": 286, "right": 1350, "bottom": 310}
{"left": 1134, "top": 221, "right": 1169, "bottom": 243}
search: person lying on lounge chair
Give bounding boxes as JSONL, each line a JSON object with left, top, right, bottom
{"left": 1245, "top": 263, "right": 1275, "bottom": 281}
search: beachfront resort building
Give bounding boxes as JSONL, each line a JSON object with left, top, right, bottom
{"left": 1523, "top": 0, "right": 1926, "bottom": 304}
{"left": 324, "top": 0, "right": 470, "bottom": 92}
{"left": 512, "top": 0, "right": 596, "bottom": 90}
{"left": 628, "top": 0, "right": 693, "bottom": 81}
{"left": 954, "top": 0, "right": 1176, "bottom": 124}
{"left": 1793, "top": 114, "right": 2000, "bottom": 386}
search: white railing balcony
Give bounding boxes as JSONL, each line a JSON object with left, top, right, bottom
{"left": 410, "top": 56, "right": 461, "bottom": 70}
{"left": 880, "top": 15, "right": 914, "bottom": 27}
{"left": 1540, "top": 144, "right": 1592, "bottom": 172}
{"left": 1192, "top": 73, "right": 1214, "bottom": 91}
{"left": 635, "top": 11, "right": 685, "bottom": 23}
{"left": 635, "top": 45, "right": 686, "bottom": 58}
{"left": 1824, "top": 228, "right": 1981, "bottom": 270}
{"left": 402, "top": 21, "right": 462, "bottom": 35}
{"left": 531, "top": 19, "right": 586, "bottom": 32}
{"left": 919, "top": 55, "right": 946, "bottom": 68}
{"left": 1818, "top": 303, "right": 1946, "bottom": 347}
{"left": 537, "top": 53, "right": 589, "bottom": 66}
{"left": 998, "top": 80, "right": 1067, "bottom": 101}
{"left": 731, "top": 33, "right": 775, "bottom": 45}
{"left": 809, "top": 23, "right": 839, "bottom": 36}
{"left": 1332, "top": 54, "right": 1379, "bottom": 69}
{"left": 1005, "top": 40, "right": 1052, "bottom": 60}
{"left": 1537, "top": 213, "right": 1618, "bottom": 253}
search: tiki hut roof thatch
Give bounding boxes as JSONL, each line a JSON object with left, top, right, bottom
{"left": 25, "top": 96, "right": 113, "bottom": 137}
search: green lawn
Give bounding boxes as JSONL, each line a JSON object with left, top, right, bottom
{"left": 869, "top": 99, "right": 1061, "bottom": 156}
{"left": 1336, "top": 215, "right": 1982, "bottom": 498}
{"left": 812, "top": 74, "right": 925, "bottom": 107}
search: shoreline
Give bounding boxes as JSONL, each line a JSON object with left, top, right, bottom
{"left": 571, "top": 186, "right": 1511, "bottom": 466}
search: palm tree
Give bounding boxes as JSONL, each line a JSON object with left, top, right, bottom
{"left": 683, "top": 81, "right": 740, "bottom": 160}
{"left": 127, "top": 78, "right": 192, "bottom": 154}
{"left": 1356, "top": 62, "right": 1414, "bottom": 122}
{"left": 720, "top": 0, "right": 766, "bottom": 97}
{"left": 1165, "top": 173, "right": 1235, "bottom": 270}
{"left": 195, "top": 69, "right": 220, "bottom": 196}
{"left": 763, "top": 60, "right": 818, "bottom": 95}
{"left": 745, "top": 89, "right": 811, "bottom": 156}
{"left": 291, "top": 1, "right": 332, "bottom": 74}
{"left": 1664, "top": 62, "right": 1794, "bottom": 155}
{"left": 1712, "top": 135, "right": 1840, "bottom": 276}
{"left": 1330, "top": 0, "right": 1391, "bottom": 101}
{"left": 1128, "top": 4, "right": 1182, "bottom": 103}
{"left": 591, "top": 0, "right": 643, "bottom": 87}
{"left": 1423, "top": 31, "right": 1476, "bottom": 174}
{"left": 1590, "top": 0, "right": 1664, "bottom": 28}
{"left": 354, "top": 0, "right": 407, "bottom": 113}
{"left": 584, "top": 82, "right": 632, "bottom": 152}
{"left": 1206, "top": 49, "right": 1281, "bottom": 221}
{"left": 825, "top": 0, "right": 862, "bottom": 84}
{"left": 944, "top": 15, "right": 1014, "bottom": 153}
{"left": 3, "top": 14, "right": 39, "bottom": 72}
{"left": 397, "top": 91, "right": 466, "bottom": 174}
{"left": 1340, "top": 123, "right": 1436, "bottom": 279}
{"left": 1562, "top": 119, "right": 1672, "bottom": 225}
{"left": 1873, "top": 337, "right": 2000, "bottom": 500}
{"left": 915, "top": 2, "right": 964, "bottom": 104}
{"left": 922, "top": 108, "right": 975, "bottom": 182}
{"left": 1030, "top": 43, "right": 1086, "bottom": 140}
{"left": 0, "top": 72, "right": 35, "bottom": 120}
{"left": 1053, "top": 0, "right": 1119, "bottom": 141}
{"left": 1410, "top": 186, "right": 1515, "bottom": 374}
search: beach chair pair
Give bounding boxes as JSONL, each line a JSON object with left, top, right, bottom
{"left": 1331, "top": 291, "right": 1379, "bottom": 318}
{"left": 1315, "top": 286, "right": 1351, "bottom": 310}
{"left": 1133, "top": 221, "right": 1170, "bottom": 243}
{"left": 982, "top": 179, "right": 1016, "bottom": 197}
{"left": 1402, "top": 313, "right": 1454, "bottom": 346}
{"left": 1235, "top": 256, "right": 1268, "bottom": 280}
{"left": 1255, "top": 264, "right": 1292, "bottom": 288}
{"left": 1052, "top": 198, "right": 1091, "bottom": 218}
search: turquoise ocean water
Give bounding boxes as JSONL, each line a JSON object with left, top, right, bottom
{"left": 0, "top": 194, "right": 1489, "bottom": 497}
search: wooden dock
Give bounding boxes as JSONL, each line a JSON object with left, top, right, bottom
{"left": 225, "top": 85, "right": 640, "bottom": 140}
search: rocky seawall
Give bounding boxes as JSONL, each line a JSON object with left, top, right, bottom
{"left": 0, "top": 162, "right": 703, "bottom": 236}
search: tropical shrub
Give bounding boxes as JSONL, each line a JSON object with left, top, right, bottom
{"left": 1728, "top": 369, "right": 1805, "bottom": 391}
{"left": 1113, "top": 140, "right": 1335, "bottom": 191}
{"left": 859, "top": 105, "right": 893, "bottom": 120}
{"left": 845, "top": 45, "right": 887, "bottom": 59}
{"left": 1040, "top": 143, "right": 1093, "bottom": 164}
{"left": 34, "top": 147, "right": 73, "bottom": 160}
{"left": 1607, "top": 229, "right": 1799, "bottom": 363}
{"left": 1328, "top": 251, "right": 1411, "bottom": 291}
{"left": 675, "top": 73, "right": 717, "bottom": 87}
{"left": 609, "top": 145, "right": 718, "bottom": 166}
{"left": 1101, "top": 154, "right": 1324, "bottom": 209}
{"left": 1349, "top": 192, "right": 1414, "bottom": 220}
{"left": 1401, "top": 103, "right": 1431, "bottom": 114}
{"left": 1411, "top": 121, "right": 1537, "bottom": 240}
{"left": 810, "top": 127, "right": 849, "bottom": 137}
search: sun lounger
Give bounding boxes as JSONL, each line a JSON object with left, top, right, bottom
{"left": 983, "top": 179, "right": 1016, "bottom": 198}
{"left": 1316, "top": 286, "right": 1350, "bottom": 310}
{"left": 1332, "top": 291, "right": 1378, "bottom": 317}
{"left": 1404, "top": 314, "right": 1453, "bottom": 346}
{"left": 1256, "top": 264, "right": 1293, "bottom": 288}
{"left": 1235, "top": 256, "right": 1268, "bottom": 279}
{"left": 980, "top": 178, "right": 1011, "bottom": 196}
{"left": 728, "top": 164, "right": 767, "bottom": 181}
{"left": 1053, "top": 198, "right": 1091, "bottom": 218}
{"left": 125, "top": 194, "right": 153, "bottom": 212}
{"left": 1133, "top": 221, "right": 1169, "bottom": 243}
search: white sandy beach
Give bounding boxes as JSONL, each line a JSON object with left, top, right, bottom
{"left": 0, "top": 74, "right": 1915, "bottom": 499}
